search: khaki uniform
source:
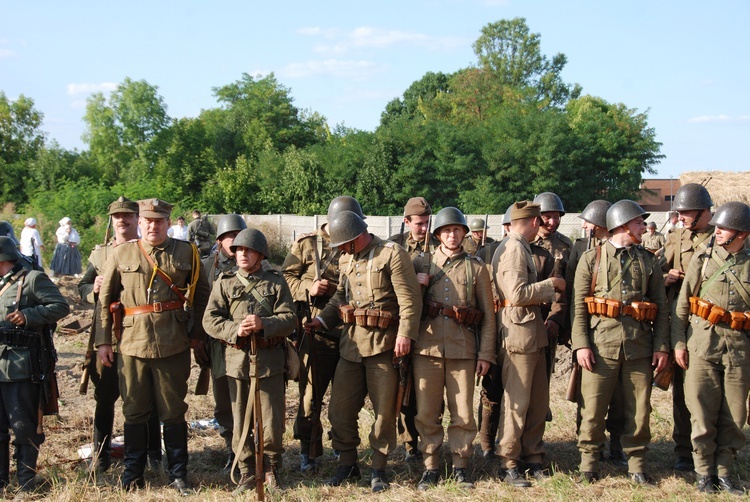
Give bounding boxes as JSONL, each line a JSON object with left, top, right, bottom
{"left": 462, "top": 235, "right": 498, "bottom": 265}
{"left": 280, "top": 228, "right": 341, "bottom": 459}
{"left": 532, "top": 230, "right": 570, "bottom": 337}
{"left": 319, "top": 235, "right": 422, "bottom": 469}
{"left": 671, "top": 246, "right": 750, "bottom": 476}
{"left": 642, "top": 231, "right": 666, "bottom": 255}
{"left": 202, "top": 268, "right": 295, "bottom": 471}
{"left": 572, "top": 241, "right": 669, "bottom": 473}
{"left": 412, "top": 246, "right": 496, "bottom": 469}
{"left": 662, "top": 225, "right": 714, "bottom": 459}
{"left": 388, "top": 230, "right": 438, "bottom": 455}
{"left": 202, "top": 251, "right": 239, "bottom": 448}
{"left": 492, "top": 232, "right": 556, "bottom": 469}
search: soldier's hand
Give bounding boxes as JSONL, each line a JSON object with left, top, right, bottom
{"left": 576, "top": 348, "right": 595, "bottom": 372}
{"left": 652, "top": 351, "right": 669, "bottom": 373}
{"left": 98, "top": 344, "right": 115, "bottom": 368}
{"left": 310, "top": 279, "right": 329, "bottom": 296}
{"left": 550, "top": 277, "right": 566, "bottom": 292}
{"left": 93, "top": 275, "right": 104, "bottom": 294}
{"left": 476, "top": 359, "right": 491, "bottom": 377}
{"left": 192, "top": 340, "right": 210, "bottom": 366}
{"left": 545, "top": 319, "right": 560, "bottom": 338}
{"left": 5, "top": 310, "right": 26, "bottom": 326}
{"left": 394, "top": 336, "right": 412, "bottom": 358}
{"left": 305, "top": 318, "right": 323, "bottom": 333}
{"left": 674, "top": 349, "right": 689, "bottom": 370}
{"left": 243, "top": 314, "right": 263, "bottom": 332}
{"left": 416, "top": 273, "right": 430, "bottom": 287}
{"left": 664, "top": 269, "right": 684, "bottom": 287}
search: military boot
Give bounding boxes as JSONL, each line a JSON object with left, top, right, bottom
{"left": 121, "top": 422, "right": 148, "bottom": 490}
{"left": 92, "top": 425, "right": 112, "bottom": 472}
{"left": 0, "top": 441, "right": 9, "bottom": 489}
{"left": 163, "top": 421, "right": 192, "bottom": 496}
{"left": 16, "top": 444, "right": 40, "bottom": 492}
{"left": 146, "top": 411, "right": 163, "bottom": 471}
{"left": 478, "top": 401, "right": 500, "bottom": 457}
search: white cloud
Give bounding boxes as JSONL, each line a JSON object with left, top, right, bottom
{"left": 0, "top": 48, "right": 16, "bottom": 58}
{"left": 278, "top": 59, "right": 385, "bottom": 80}
{"left": 298, "top": 26, "right": 465, "bottom": 54}
{"left": 688, "top": 115, "right": 750, "bottom": 124}
{"left": 66, "top": 82, "right": 118, "bottom": 95}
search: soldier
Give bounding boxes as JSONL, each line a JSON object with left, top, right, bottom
{"left": 95, "top": 198, "right": 210, "bottom": 495}
{"left": 307, "top": 210, "right": 421, "bottom": 492}
{"left": 642, "top": 222, "right": 666, "bottom": 256}
{"left": 281, "top": 197, "right": 355, "bottom": 473}
{"left": 412, "top": 207, "right": 496, "bottom": 490}
{"left": 203, "top": 228, "right": 296, "bottom": 492}
{"left": 202, "top": 213, "right": 247, "bottom": 472}
{"left": 0, "top": 236, "right": 69, "bottom": 490}
{"left": 78, "top": 197, "right": 162, "bottom": 472}
{"left": 672, "top": 202, "right": 750, "bottom": 495}
{"left": 662, "top": 183, "right": 714, "bottom": 472}
{"left": 572, "top": 200, "right": 669, "bottom": 484}
{"left": 492, "top": 201, "right": 566, "bottom": 487}
{"left": 462, "top": 217, "right": 498, "bottom": 264}
{"left": 388, "top": 196, "right": 438, "bottom": 462}
{"left": 188, "top": 209, "right": 214, "bottom": 258}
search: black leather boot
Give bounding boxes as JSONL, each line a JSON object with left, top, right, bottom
{"left": 146, "top": 411, "right": 163, "bottom": 470}
{"left": 121, "top": 423, "right": 147, "bottom": 490}
{"left": 163, "top": 421, "right": 192, "bottom": 496}
{"left": 0, "top": 441, "right": 9, "bottom": 489}
{"left": 92, "top": 424, "right": 112, "bottom": 472}
{"left": 16, "top": 444, "right": 40, "bottom": 491}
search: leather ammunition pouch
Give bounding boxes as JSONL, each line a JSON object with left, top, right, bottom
{"left": 584, "top": 296, "right": 658, "bottom": 322}
{"left": 340, "top": 305, "right": 397, "bottom": 329}
{"left": 689, "top": 296, "right": 750, "bottom": 330}
{"left": 0, "top": 327, "right": 39, "bottom": 348}
{"left": 425, "top": 299, "right": 442, "bottom": 318}
{"left": 424, "top": 300, "right": 483, "bottom": 325}
{"left": 339, "top": 304, "right": 355, "bottom": 324}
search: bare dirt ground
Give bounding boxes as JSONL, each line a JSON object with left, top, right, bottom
{"left": 13, "top": 275, "right": 750, "bottom": 500}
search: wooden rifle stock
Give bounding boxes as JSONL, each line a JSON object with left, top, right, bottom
{"left": 652, "top": 359, "right": 675, "bottom": 391}
{"left": 306, "top": 293, "right": 324, "bottom": 459}
{"left": 79, "top": 351, "right": 91, "bottom": 395}
{"left": 565, "top": 362, "right": 581, "bottom": 402}
{"left": 194, "top": 365, "right": 211, "bottom": 395}
{"left": 251, "top": 335, "right": 265, "bottom": 501}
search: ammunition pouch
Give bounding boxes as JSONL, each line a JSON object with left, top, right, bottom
{"left": 425, "top": 299, "right": 442, "bottom": 318}
{"left": 341, "top": 306, "right": 397, "bottom": 329}
{"left": 424, "top": 301, "right": 483, "bottom": 326}
{"left": 689, "top": 296, "right": 750, "bottom": 330}
{"left": 0, "top": 328, "right": 43, "bottom": 384}
{"left": 109, "top": 301, "right": 124, "bottom": 342}
{"left": 339, "top": 305, "right": 355, "bottom": 324}
{"left": 585, "top": 297, "right": 658, "bottom": 322}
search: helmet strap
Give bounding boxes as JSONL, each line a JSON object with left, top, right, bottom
{"left": 626, "top": 227, "right": 642, "bottom": 245}
{"left": 687, "top": 209, "right": 704, "bottom": 230}
{"left": 723, "top": 230, "right": 739, "bottom": 247}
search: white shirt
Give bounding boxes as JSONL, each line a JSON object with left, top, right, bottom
{"left": 168, "top": 224, "right": 189, "bottom": 241}
{"left": 20, "top": 227, "right": 43, "bottom": 266}
{"left": 56, "top": 225, "right": 80, "bottom": 244}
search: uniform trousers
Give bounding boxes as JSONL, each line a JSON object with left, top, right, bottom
{"left": 414, "top": 355, "right": 475, "bottom": 469}
{"left": 684, "top": 354, "right": 750, "bottom": 476}
{"left": 0, "top": 380, "right": 43, "bottom": 447}
{"left": 209, "top": 339, "right": 233, "bottom": 443}
{"left": 228, "top": 373, "right": 285, "bottom": 472}
{"left": 578, "top": 353, "right": 652, "bottom": 473}
{"left": 672, "top": 366, "right": 693, "bottom": 458}
{"left": 496, "top": 348, "right": 548, "bottom": 468}
{"left": 119, "top": 350, "right": 190, "bottom": 424}
{"left": 293, "top": 334, "right": 339, "bottom": 458}
{"left": 328, "top": 350, "right": 398, "bottom": 469}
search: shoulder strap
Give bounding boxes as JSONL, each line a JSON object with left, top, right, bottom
{"left": 137, "top": 240, "right": 190, "bottom": 304}
{"left": 14, "top": 271, "right": 25, "bottom": 310}
{"left": 0, "top": 268, "right": 28, "bottom": 299}
{"left": 465, "top": 256, "right": 473, "bottom": 304}
{"left": 427, "top": 258, "right": 464, "bottom": 292}
{"left": 233, "top": 273, "right": 272, "bottom": 317}
{"left": 699, "top": 253, "right": 734, "bottom": 298}
{"left": 724, "top": 263, "right": 750, "bottom": 307}
{"left": 589, "top": 245, "right": 602, "bottom": 296}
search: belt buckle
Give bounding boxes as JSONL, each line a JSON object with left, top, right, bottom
{"left": 153, "top": 301, "right": 163, "bottom": 313}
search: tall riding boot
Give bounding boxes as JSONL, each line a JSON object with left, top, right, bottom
{"left": 121, "top": 423, "right": 148, "bottom": 490}
{"left": 16, "top": 444, "right": 40, "bottom": 491}
{"left": 0, "top": 441, "right": 9, "bottom": 489}
{"left": 146, "top": 410, "right": 163, "bottom": 470}
{"left": 93, "top": 422, "right": 112, "bottom": 472}
{"left": 479, "top": 400, "right": 500, "bottom": 455}
{"left": 163, "top": 421, "right": 192, "bottom": 496}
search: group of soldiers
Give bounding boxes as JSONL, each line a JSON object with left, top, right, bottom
{"left": 0, "top": 183, "right": 748, "bottom": 495}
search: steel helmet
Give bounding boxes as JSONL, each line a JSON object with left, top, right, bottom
{"left": 328, "top": 210, "right": 368, "bottom": 247}
{"left": 578, "top": 200, "right": 612, "bottom": 228}
{"left": 0, "top": 221, "right": 17, "bottom": 244}
{"left": 216, "top": 214, "right": 247, "bottom": 240}
{"left": 0, "top": 237, "right": 19, "bottom": 262}
{"left": 606, "top": 200, "right": 650, "bottom": 231}
{"left": 502, "top": 203, "right": 514, "bottom": 226}
{"left": 327, "top": 196, "right": 366, "bottom": 221}
{"left": 468, "top": 217, "right": 489, "bottom": 232}
{"left": 672, "top": 183, "right": 713, "bottom": 211}
{"left": 230, "top": 228, "right": 270, "bottom": 258}
{"left": 533, "top": 192, "right": 565, "bottom": 215}
{"left": 709, "top": 201, "right": 750, "bottom": 232}
{"left": 432, "top": 207, "right": 469, "bottom": 236}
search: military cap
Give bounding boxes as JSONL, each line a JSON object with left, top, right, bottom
{"left": 403, "top": 197, "right": 432, "bottom": 218}
{"left": 108, "top": 196, "right": 139, "bottom": 215}
{"left": 647, "top": 221, "right": 656, "bottom": 229}
{"left": 138, "top": 198, "right": 173, "bottom": 218}
{"left": 510, "top": 201, "right": 541, "bottom": 221}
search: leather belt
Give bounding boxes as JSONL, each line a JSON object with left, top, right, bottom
{"left": 439, "top": 306, "right": 456, "bottom": 319}
{"left": 124, "top": 300, "right": 183, "bottom": 316}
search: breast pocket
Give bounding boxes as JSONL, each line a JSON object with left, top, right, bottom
{"left": 369, "top": 259, "right": 389, "bottom": 291}
{"left": 173, "top": 260, "right": 193, "bottom": 283}
{"left": 118, "top": 261, "right": 142, "bottom": 289}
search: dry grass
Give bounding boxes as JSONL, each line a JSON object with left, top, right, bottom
{"left": 680, "top": 171, "right": 750, "bottom": 205}
{"left": 16, "top": 277, "right": 750, "bottom": 500}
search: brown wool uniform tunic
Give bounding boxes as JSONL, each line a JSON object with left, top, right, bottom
{"left": 318, "top": 235, "right": 422, "bottom": 469}
{"left": 412, "top": 246, "right": 496, "bottom": 469}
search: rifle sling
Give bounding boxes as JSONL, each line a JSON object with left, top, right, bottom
{"left": 0, "top": 268, "right": 27, "bottom": 299}
{"left": 232, "top": 273, "right": 273, "bottom": 317}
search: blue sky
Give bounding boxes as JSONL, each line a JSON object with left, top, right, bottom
{"left": 1, "top": 0, "right": 748, "bottom": 179}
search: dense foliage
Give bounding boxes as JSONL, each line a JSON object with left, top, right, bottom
{"left": 1, "top": 18, "right": 662, "bottom": 258}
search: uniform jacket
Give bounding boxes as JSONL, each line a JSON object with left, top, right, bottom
{"left": 661, "top": 225, "right": 714, "bottom": 299}
{"left": 492, "top": 232, "right": 556, "bottom": 354}
{"left": 571, "top": 240, "right": 669, "bottom": 360}
{"left": 203, "top": 251, "right": 238, "bottom": 286}
{"left": 671, "top": 246, "right": 750, "bottom": 366}
{"left": 95, "top": 237, "right": 210, "bottom": 358}
{"left": 319, "top": 235, "right": 422, "bottom": 362}
{"left": 642, "top": 231, "right": 666, "bottom": 253}
{"left": 281, "top": 227, "right": 340, "bottom": 314}
{"left": 389, "top": 231, "right": 440, "bottom": 258}
{"left": 413, "top": 246, "right": 496, "bottom": 362}
{"left": 79, "top": 241, "right": 115, "bottom": 306}
{"left": 462, "top": 235, "right": 498, "bottom": 264}
{"left": 532, "top": 231, "right": 570, "bottom": 330}
{"left": 202, "top": 268, "right": 295, "bottom": 379}
{"left": 0, "top": 265, "right": 69, "bottom": 381}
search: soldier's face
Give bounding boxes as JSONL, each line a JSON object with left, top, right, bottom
{"left": 236, "top": 246, "right": 262, "bottom": 271}
{"left": 219, "top": 231, "right": 240, "bottom": 257}
{"left": 471, "top": 230, "right": 485, "bottom": 241}
{"left": 139, "top": 217, "right": 169, "bottom": 246}
{"left": 541, "top": 212, "right": 561, "bottom": 233}
{"left": 438, "top": 225, "right": 467, "bottom": 251}
{"left": 407, "top": 215, "right": 430, "bottom": 241}
{"left": 624, "top": 216, "right": 646, "bottom": 244}
{"left": 677, "top": 210, "right": 704, "bottom": 229}
{"left": 112, "top": 212, "right": 138, "bottom": 239}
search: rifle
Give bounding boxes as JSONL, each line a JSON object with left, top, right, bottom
{"left": 194, "top": 366, "right": 211, "bottom": 395}
{"left": 394, "top": 355, "right": 412, "bottom": 417}
{"left": 251, "top": 331, "right": 265, "bottom": 501}
{"left": 565, "top": 360, "right": 581, "bottom": 402}
{"left": 399, "top": 219, "right": 405, "bottom": 247}
{"left": 545, "top": 252, "right": 564, "bottom": 380}
{"left": 306, "top": 292, "right": 324, "bottom": 460}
